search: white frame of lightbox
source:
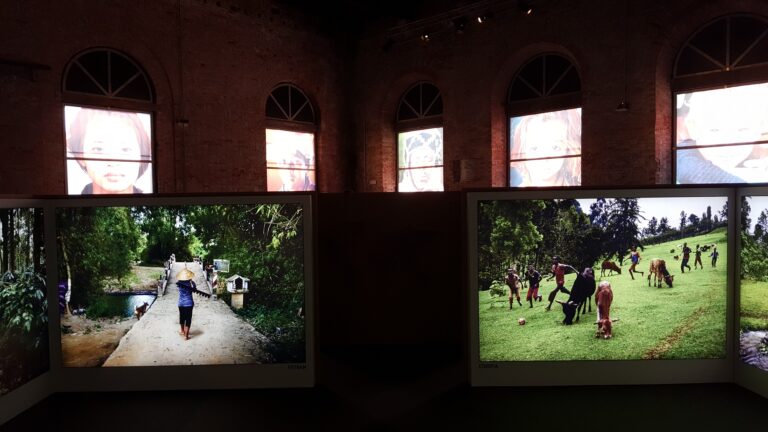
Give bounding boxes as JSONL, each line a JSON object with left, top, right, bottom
{"left": 468, "top": 187, "right": 736, "bottom": 386}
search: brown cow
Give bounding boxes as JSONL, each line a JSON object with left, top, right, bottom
{"left": 600, "top": 260, "right": 621, "bottom": 277}
{"left": 595, "top": 281, "right": 614, "bottom": 339}
{"left": 647, "top": 258, "right": 674, "bottom": 288}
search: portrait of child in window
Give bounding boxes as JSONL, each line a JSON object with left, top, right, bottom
{"left": 65, "top": 106, "right": 153, "bottom": 195}
{"left": 509, "top": 108, "right": 581, "bottom": 187}
{"left": 265, "top": 129, "right": 316, "bottom": 192}
{"left": 397, "top": 128, "right": 444, "bottom": 192}
{"left": 676, "top": 83, "right": 768, "bottom": 184}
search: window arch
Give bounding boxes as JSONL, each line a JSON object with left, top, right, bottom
{"left": 507, "top": 53, "right": 582, "bottom": 187}
{"left": 673, "top": 14, "right": 768, "bottom": 184}
{"left": 396, "top": 82, "right": 444, "bottom": 192}
{"left": 62, "top": 48, "right": 155, "bottom": 195}
{"left": 265, "top": 84, "right": 317, "bottom": 192}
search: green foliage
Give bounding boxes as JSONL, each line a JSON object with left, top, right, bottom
{"left": 0, "top": 269, "right": 48, "bottom": 348}
{"left": 84, "top": 295, "right": 126, "bottom": 319}
{"left": 132, "top": 207, "right": 193, "bottom": 264}
{"left": 235, "top": 303, "right": 305, "bottom": 363}
{"left": 58, "top": 207, "right": 142, "bottom": 307}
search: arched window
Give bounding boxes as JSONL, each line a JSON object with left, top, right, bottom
{"left": 674, "top": 14, "right": 768, "bottom": 184}
{"left": 62, "top": 48, "right": 155, "bottom": 195}
{"left": 265, "top": 84, "right": 317, "bottom": 192}
{"left": 507, "top": 53, "right": 582, "bottom": 187}
{"left": 396, "top": 82, "right": 444, "bottom": 192}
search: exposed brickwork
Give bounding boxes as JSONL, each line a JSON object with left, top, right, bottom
{"left": 0, "top": 0, "right": 350, "bottom": 194}
{"left": 2, "top": 1, "right": 768, "bottom": 194}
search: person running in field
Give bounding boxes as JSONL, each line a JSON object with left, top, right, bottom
{"left": 710, "top": 246, "right": 719, "bottom": 267}
{"left": 525, "top": 264, "right": 543, "bottom": 308}
{"left": 628, "top": 246, "right": 644, "bottom": 280}
{"left": 694, "top": 244, "right": 703, "bottom": 269}
{"left": 545, "top": 256, "right": 576, "bottom": 311}
{"left": 681, "top": 242, "right": 692, "bottom": 273}
{"left": 506, "top": 268, "right": 523, "bottom": 309}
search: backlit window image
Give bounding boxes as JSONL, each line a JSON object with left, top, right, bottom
{"left": 676, "top": 83, "right": 768, "bottom": 184}
{"left": 509, "top": 108, "right": 581, "bottom": 187}
{"left": 65, "top": 106, "right": 153, "bottom": 195}
{"left": 397, "top": 127, "right": 444, "bottom": 192}
{"left": 266, "top": 129, "right": 316, "bottom": 192}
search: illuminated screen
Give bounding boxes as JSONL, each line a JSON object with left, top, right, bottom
{"left": 266, "top": 129, "right": 316, "bottom": 192}
{"left": 676, "top": 83, "right": 768, "bottom": 184}
{"left": 397, "top": 127, "right": 444, "bottom": 192}
{"left": 509, "top": 108, "right": 581, "bottom": 187}
{"left": 65, "top": 106, "right": 153, "bottom": 195}
{"left": 57, "top": 202, "right": 306, "bottom": 367}
{"left": 740, "top": 195, "right": 768, "bottom": 372}
{"left": 476, "top": 196, "right": 727, "bottom": 361}
{"left": 0, "top": 208, "right": 48, "bottom": 396}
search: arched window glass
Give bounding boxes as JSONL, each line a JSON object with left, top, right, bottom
{"left": 62, "top": 48, "right": 155, "bottom": 195}
{"left": 265, "top": 84, "right": 317, "bottom": 192}
{"left": 507, "top": 53, "right": 582, "bottom": 187}
{"left": 674, "top": 15, "right": 768, "bottom": 184}
{"left": 396, "top": 82, "right": 444, "bottom": 192}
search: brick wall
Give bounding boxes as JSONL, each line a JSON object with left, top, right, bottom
{"left": 0, "top": 0, "right": 351, "bottom": 194}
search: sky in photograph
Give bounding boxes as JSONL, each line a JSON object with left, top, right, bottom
{"left": 575, "top": 196, "right": 728, "bottom": 232}
{"left": 744, "top": 195, "right": 768, "bottom": 233}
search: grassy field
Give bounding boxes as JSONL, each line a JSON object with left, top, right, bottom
{"left": 479, "top": 228, "right": 728, "bottom": 361}
{"left": 740, "top": 279, "right": 768, "bottom": 331}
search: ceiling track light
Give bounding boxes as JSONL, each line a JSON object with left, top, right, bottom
{"left": 420, "top": 33, "right": 430, "bottom": 42}
{"left": 518, "top": 1, "right": 534, "bottom": 15}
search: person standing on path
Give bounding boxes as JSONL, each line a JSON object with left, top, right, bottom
{"left": 177, "top": 267, "right": 196, "bottom": 341}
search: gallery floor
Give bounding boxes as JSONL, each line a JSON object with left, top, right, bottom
{"left": 4, "top": 346, "right": 768, "bottom": 431}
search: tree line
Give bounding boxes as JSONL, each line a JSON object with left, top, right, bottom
{"left": 478, "top": 198, "right": 723, "bottom": 291}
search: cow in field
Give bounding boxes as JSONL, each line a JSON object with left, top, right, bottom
{"left": 595, "top": 281, "right": 615, "bottom": 339}
{"left": 673, "top": 255, "right": 679, "bottom": 260}
{"left": 648, "top": 258, "right": 674, "bottom": 288}
{"left": 701, "top": 245, "right": 712, "bottom": 252}
{"left": 669, "top": 249, "right": 675, "bottom": 253}
{"left": 600, "top": 260, "right": 621, "bottom": 277}
{"left": 557, "top": 268, "right": 597, "bottom": 325}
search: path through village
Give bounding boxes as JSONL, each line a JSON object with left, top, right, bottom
{"left": 103, "top": 261, "right": 267, "bottom": 366}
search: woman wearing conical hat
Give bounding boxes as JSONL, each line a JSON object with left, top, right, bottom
{"left": 176, "top": 267, "right": 196, "bottom": 340}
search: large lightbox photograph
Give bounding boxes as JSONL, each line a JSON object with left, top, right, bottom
{"left": 676, "top": 83, "right": 768, "bottom": 184}
{"left": 739, "top": 194, "right": 768, "bottom": 372}
{"left": 509, "top": 108, "right": 581, "bottom": 187}
{"left": 55, "top": 198, "right": 309, "bottom": 370}
{"left": 469, "top": 189, "right": 734, "bottom": 386}
{"left": 0, "top": 207, "right": 48, "bottom": 396}
{"left": 64, "top": 106, "right": 153, "bottom": 195}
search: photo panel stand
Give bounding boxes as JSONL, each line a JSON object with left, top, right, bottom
{"left": 468, "top": 187, "right": 737, "bottom": 387}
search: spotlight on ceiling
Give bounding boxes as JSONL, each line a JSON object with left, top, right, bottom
{"left": 616, "top": 100, "right": 630, "bottom": 112}
{"left": 476, "top": 13, "right": 491, "bottom": 24}
{"left": 452, "top": 16, "right": 468, "bottom": 34}
{"left": 518, "top": 1, "right": 533, "bottom": 15}
{"left": 420, "top": 33, "right": 430, "bottom": 42}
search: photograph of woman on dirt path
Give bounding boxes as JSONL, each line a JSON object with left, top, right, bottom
{"left": 477, "top": 196, "right": 728, "bottom": 362}
{"left": 57, "top": 202, "right": 306, "bottom": 367}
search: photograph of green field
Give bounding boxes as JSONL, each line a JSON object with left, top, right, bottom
{"left": 478, "top": 196, "right": 728, "bottom": 362}
{"left": 740, "top": 196, "right": 768, "bottom": 372}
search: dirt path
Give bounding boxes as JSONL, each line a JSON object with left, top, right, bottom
{"left": 103, "top": 261, "right": 268, "bottom": 366}
{"left": 60, "top": 315, "right": 136, "bottom": 367}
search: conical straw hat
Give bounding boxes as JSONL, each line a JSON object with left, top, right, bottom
{"left": 177, "top": 268, "right": 195, "bottom": 281}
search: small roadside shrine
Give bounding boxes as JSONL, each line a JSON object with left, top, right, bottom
{"left": 226, "top": 274, "right": 250, "bottom": 309}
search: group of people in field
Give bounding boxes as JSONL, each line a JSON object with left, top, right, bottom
{"left": 502, "top": 240, "right": 721, "bottom": 311}
{"left": 679, "top": 242, "right": 719, "bottom": 273}
{"left": 504, "top": 256, "right": 582, "bottom": 310}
